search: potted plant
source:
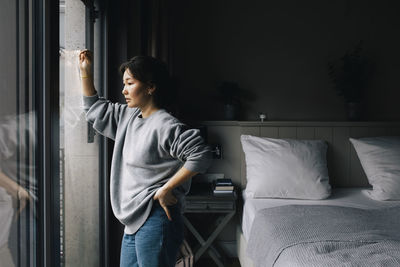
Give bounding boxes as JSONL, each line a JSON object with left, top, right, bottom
{"left": 217, "top": 81, "right": 242, "bottom": 120}
{"left": 328, "top": 41, "right": 373, "bottom": 120}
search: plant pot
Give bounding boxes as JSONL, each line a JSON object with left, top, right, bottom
{"left": 346, "top": 102, "right": 363, "bottom": 121}
{"left": 223, "top": 104, "right": 237, "bottom": 120}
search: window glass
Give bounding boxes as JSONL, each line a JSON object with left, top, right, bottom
{"left": 0, "top": 1, "right": 38, "bottom": 266}
{"left": 60, "top": 0, "right": 100, "bottom": 266}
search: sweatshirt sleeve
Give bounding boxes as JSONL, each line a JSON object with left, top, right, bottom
{"left": 162, "top": 122, "right": 213, "bottom": 174}
{"left": 83, "top": 94, "right": 130, "bottom": 140}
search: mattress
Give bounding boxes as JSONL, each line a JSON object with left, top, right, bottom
{"left": 242, "top": 188, "right": 400, "bottom": 241}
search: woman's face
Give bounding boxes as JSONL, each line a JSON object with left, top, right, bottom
{"left": 121, "top": 69, "right": 152, "bottom": 109}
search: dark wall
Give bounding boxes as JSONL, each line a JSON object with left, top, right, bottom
{"left": 107, "top": 0, "right": 142, "bottom": 104}
{"left": 170, "top": 0, "right": 400, "bottom": 121}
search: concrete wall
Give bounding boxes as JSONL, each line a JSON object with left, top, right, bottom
{"left": 170, "top": 0, "right": 400, "bottom": 122}
{"left": 62, "top": 1, "right": 100, "bottom": 266}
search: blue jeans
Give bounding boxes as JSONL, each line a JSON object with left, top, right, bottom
{"left": 120, "top": 201, "right": 184, "bottom": 267}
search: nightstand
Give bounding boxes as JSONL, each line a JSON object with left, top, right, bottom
{"left": 183, "top": 186, "right": 236, "bottom": 267}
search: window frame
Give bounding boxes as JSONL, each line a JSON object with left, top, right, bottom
{"left": 14, "top": 0, "right": 110, "bottom": 266}
{"left": 34, "top": 0, "right": 60, "bottom": 266}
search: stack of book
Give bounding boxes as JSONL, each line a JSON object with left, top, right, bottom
{"left": 213, "top": 178, "right": 235, "bottom": 196}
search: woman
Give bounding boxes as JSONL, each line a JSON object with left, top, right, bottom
{"left": 79, "top": 50, "right": 212, "bottom": 267}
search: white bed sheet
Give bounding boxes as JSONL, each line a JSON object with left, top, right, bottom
{"left": 242, "top": 188, "right": 400, "bottom": 241}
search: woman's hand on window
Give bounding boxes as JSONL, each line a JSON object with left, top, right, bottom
{"left": 78, "top": 49, "right": 92, "bottom": 77}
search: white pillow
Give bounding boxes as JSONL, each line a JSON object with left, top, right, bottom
{"left": 350, "top": 136, "right": 400, "bottom": 201}
{"left": 240, "top": 135, "right": 331, "bottom": 199}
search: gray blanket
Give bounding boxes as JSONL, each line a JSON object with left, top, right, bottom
{"left": 246, "top": 205, "right": 400, "bottom": 267}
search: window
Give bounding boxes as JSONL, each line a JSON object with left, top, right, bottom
{"left": 0, "top": 0, "right": 59, "bottom": 266}
{"left": 1, "top": 0, "right": 106, "bottom": 266}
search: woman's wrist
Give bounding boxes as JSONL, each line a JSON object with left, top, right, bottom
{"left": 162, "top": 183, "right": 174, "bottom": 192}
{"left": 79, "top": 70, "right": 92, "bottom": 78}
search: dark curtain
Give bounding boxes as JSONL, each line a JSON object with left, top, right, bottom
{"left": 142, "top": 0, "right": 172, "bottom": 70}
{"left": 142, "top": 0, "right": 182, "bottom": 117}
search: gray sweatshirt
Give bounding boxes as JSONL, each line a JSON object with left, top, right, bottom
{"left": 83, "top": 94, "right": 212, "bottom": 234}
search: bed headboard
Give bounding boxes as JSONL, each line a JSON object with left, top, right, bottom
{"left": 201, "top": 121, "right": 400, "bottom": 189}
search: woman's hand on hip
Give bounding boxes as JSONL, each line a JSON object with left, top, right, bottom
{"left": 153, "top": 186, "right": 177, "bottom": 221}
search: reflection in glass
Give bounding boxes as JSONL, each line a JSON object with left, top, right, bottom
{"left": 0, "top": 112, "right": 38, "bottom": 267}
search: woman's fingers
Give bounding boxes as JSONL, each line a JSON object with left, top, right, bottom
{"left": 83, "top": 50, "right": 92, "bottom": 59}
{"left": 79, "top": 49, "right": 89, "bottom": 55}
{"left": 78, "top": 50, "right": 93, "bottom": 76}
{"left": 79, "top": 49, "right": 92, "bottom": 62}
{"left": 165, "top": 199, "right": 177, "bottom": 206}
{"left": 161, "top": 204, "right": 172, "bottom": 221}
{"left": 165, "top": 195, "right": 177, "bottom": 206}
{"left": 152, "top": 187, "right": 177, "bottom": 221}
{"left": 156, "top": 195, "right": 177, "bottom": 206}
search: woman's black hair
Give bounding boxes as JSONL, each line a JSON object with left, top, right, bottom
{"left": 119, "top": 56, "right": 176, "bottom": 111}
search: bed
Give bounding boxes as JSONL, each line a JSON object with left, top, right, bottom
{"left": 237, "top": 188, "right": 400, "bottom": 267}
{"left": 234, "top": 125, "right": 400, "bottom": 267}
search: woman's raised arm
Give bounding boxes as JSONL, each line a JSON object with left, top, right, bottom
{"left": 79, "top": 49, "right": 97, "bottom": 96}
{"left": 79, "top": 50, "right": 130, "bottom": 140}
